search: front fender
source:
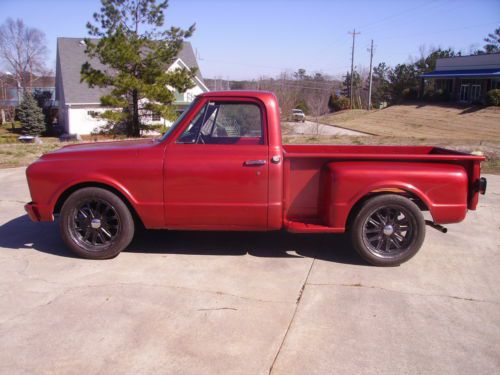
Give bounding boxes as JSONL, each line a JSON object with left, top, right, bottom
{"left": 25, "top": 155, "right": 165, "bottom": 228}
{"left": 26, "top": 160, "right": 139, "bottom": 221}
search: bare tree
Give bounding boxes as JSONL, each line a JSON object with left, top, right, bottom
{"left": 307, "top": 93, "right": 328, "bottom": 135}
{"left": 0, "top": 18, "right": 48, "bottom": 90}
{"left": 275, "top": 72, "right": 300, "bottom": 118}
{"left": 228, "top": 69, "right": 339, "bottom": 124}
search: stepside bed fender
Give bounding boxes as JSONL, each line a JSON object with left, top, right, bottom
{"left": 322, "top": 161, "right": 469, "bottom": 229}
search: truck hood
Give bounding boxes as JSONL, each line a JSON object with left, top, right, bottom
{"left": 41, "top": 138, "right": 157, "bottom": 160}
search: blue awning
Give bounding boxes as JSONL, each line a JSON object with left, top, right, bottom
{"left": 421, "top": 69, "right": 500, "bottom": 78}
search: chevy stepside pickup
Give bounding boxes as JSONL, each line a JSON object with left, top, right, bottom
{"left": 25, "top": 91, "right": 487, "bottom": 266}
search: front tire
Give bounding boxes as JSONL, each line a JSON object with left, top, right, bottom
{"left": 59, "top": 187, "right": 135, "bottom": 259}
{"left": 350, "top": 194, "right": 425, "bottom": 266}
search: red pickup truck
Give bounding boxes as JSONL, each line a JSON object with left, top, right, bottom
{"left": 25, "top": 91, "right": 487, "bottom": 266}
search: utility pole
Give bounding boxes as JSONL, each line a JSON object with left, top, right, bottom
{"left": 348, "top": 29, "right": 360, "bottom": 109}
{"left": 368, "top": 39, "right": 374, "bottom": 110}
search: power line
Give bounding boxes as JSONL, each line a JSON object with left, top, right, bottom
{"left": 251, "top": 81, "right": 337, "bottom": 92}
{"left": 371, "top": 21, "right": 500, "bottom": 43}
{"left": 358, "top": 0, "right": 438, "bottom": 32}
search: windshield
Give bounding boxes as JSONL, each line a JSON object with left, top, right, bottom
{"left": 159, "top": 99, "right": 199, "bottom": 141}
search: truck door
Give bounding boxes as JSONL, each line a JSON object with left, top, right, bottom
{"left": 163, "top": 98, "right": 269, "bottom": 230}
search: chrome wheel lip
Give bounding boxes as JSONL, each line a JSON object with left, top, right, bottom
{"left": 361, "top": 204, "right": 416, "bottom": 258}
{"left": 69, "top": 199, "right": 121, "bottom": 251}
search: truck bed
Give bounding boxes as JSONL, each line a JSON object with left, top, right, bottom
{"left": 281, "top": 145, "right": 485, "bottom": 232}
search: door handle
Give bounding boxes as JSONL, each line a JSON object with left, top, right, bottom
{"left": 244, "top": 160, "right": 266, "bottom": 166}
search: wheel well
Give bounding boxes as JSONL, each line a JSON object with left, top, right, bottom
{"left": 346, "top": 190, "right": 429, "bottom": 230}
{"left": 53, "top": 182, "right": 144, "bottom": 228}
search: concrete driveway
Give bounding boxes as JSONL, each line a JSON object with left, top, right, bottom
{"left": 0, "top": 167, "right": 498, "bottom": 375}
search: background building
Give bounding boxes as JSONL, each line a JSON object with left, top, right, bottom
{"left": 421, "top": 53, "right": 500, "bottom": 104}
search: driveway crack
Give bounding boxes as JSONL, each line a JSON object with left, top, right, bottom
{"left": 269, "top": 257, "right": 316, "bottom": 374}
{"left": 197, "top": 307, "right": 237, "bottom": 312}
{"left": 68, "top": 281, "right": 293, "bottom": 304}
{"left": 307, "top": 282, "right": 499, "bottom": 305}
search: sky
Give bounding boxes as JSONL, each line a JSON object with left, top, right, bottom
{"left": 1, "top": 0, "right": 499, "bottom": 80}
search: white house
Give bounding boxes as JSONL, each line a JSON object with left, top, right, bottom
{"left": 55, "top": 37, "right": 209, "bottom": 135}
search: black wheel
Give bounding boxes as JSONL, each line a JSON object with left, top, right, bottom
{"left": 59, "top": 187, "right": 135, "bottom": 259}
{"left": 350, "top": 194, "right": 425, "bottom": 266}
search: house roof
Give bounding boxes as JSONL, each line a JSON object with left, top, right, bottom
{"left": 421, "top": 68, "right": 500, "bottom": 78}
{"left": 56, "top": 37, "right": 205, "bottom": 105}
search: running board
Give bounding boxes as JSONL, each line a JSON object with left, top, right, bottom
{"left": 286, "top": 220, "right": 344, "bottom": 233}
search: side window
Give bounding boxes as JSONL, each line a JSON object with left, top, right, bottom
{"left": 176, "top": 102, "right": 263, "bottom": 145}
{"left": 204, "top": 103, "right": 263, "bottom": 144}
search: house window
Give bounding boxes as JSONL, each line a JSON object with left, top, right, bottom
{"left": 151, "top": 112, "right": 161, "bottom": 121}
{"left": 87, "top": 110, "right": 100, "bottom": 117}
{"left": 459, "top": 85, "right": 469, "bottom": 102}
{"left": 470, "top": 85, "right": 481, "bottom": 102}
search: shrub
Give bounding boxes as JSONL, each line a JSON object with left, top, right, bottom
{"left": 486, "top": 89, "right": 500, "bottom": 106}
{"left": 17, "top": 93, "right": 46, "bottom": 136}
{"left": 423, "top": 88, "right": 450, "bottom": 102}
{"left": 401, "top": 87, "right": 418, "bottom": 100}
{"left": 33, "top": 89, "right": 54, "bottom": 134}
{"left": 328, "top": 94, "right": 350, "bottom": 112}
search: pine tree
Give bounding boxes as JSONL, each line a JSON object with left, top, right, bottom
{"left": 18, "top": 92, "right": 46, "bottom": 136}
{"left": 81, "top": 0, "right": 197, "bottom": 137}
{"left": 483, "top": 27, "right": 499, "bottom": 54}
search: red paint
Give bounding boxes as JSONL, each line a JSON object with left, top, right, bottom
{"left": 25, "top": 90, "right": 486, "bottom": 233}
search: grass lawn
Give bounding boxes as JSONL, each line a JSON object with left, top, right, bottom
{"left": 0, "top": 142, "right": 65, "bottom": 167}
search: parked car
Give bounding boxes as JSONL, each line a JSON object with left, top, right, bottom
{"left": 291, "top": 108, "right": 306, "bottom": 122}
{"left": 25, "top": 91, "right": 487, "bottom": 266}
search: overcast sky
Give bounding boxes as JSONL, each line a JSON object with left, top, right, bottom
{"left": 1, "top": 0, "right": 499, "bottom": 80}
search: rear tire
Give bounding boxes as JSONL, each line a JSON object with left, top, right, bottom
{"left": 59, "top": 187, "right": 135, "bottom": 259}
{"left": 349, "top": 194, "right": 425, "bottom": 266}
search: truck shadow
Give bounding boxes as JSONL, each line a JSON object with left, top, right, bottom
{"left": 0, "top": 214, "right": 368, "bottom": 266}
